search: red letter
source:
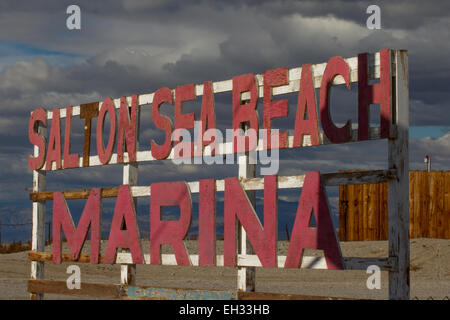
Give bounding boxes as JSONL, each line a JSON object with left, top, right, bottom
{"left": 52, "top": 188, "right": 101, "bottom": 264}
{"left": 105, "top": 185, "right": 143, "bottom": 264}
{"left": 150, "top": 181, "right": 192, "bottom": 266}
{"left": 198, "top": 179, "right": 216, "bottom": 266}
{"left": 195, "top": 81, "right": 217, "bottom": 157}
{"left": 319, "top": 57, "right": 352, "bottom": 144}
{"left": 224, "top": 175, "right": 277, "bottom": 267}
{"left": 117, "top": 95, "right": 139, "bottom": 163}
{"left": 151, "top": 87, "right": 173, "bottom": 160}
{"left": 79, "top": 102, "right": 99, "bottom": 167}
{"left": 293, "top": 64, "right": 320, "bottom": 147}
{"left": 28, "top": 108, "right": 47, "bottom": 170}
{"left": 174, "top": 84, "right": 196, "bottom": 158}
{"left": 63, "top": 106, "right": 79, "bottom": 169}
{"left": 232, "top": 73, "right": 259, "bottom": 153}
{"left": 45, "top": 108, "right": 62, "bottom": 170}
{"left": 263, "top": 68, "right": 288, "bottom": 149}
{"left": 358, "top": 49, "right": 392, "bottom": 140}
{"left": 96, "top": 97, "right": 116, "bottom": 165}
{"left": 284, "top": 171, "right": 343, "bottom": 269}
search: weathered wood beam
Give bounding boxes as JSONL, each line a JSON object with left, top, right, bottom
{"left": 29, "top": 251, "right": 395, "bottom": 271}
{"left": 27, "top": 280, "right": 121, "bottom": 299}
{"left": 30, "top": 170, "right": 396, "bottom": 202}
{"left": 27, "top": 280, "right": 362, "bottom": 300}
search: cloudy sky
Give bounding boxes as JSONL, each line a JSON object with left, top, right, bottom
{"left": 0, "top": 0, "right": 449, "bottom": 242}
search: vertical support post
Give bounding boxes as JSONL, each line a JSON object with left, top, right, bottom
{"left": 388, "top": 50, "right": 410, "bottom": 300}
{"left": 30, "top": 125, "right": 47, "bottom": 300}
{"left": 121, "top": 162, "right": 138, "bottom": 285}
{"left": 121, "top": 97, "right": 140, "bottom": 286}
{"left": 237, "top": 124, "right": 256, "bottom": 292}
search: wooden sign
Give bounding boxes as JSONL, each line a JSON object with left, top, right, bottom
{"left": 28, "top": 49, "right": 410, "bottom": 300}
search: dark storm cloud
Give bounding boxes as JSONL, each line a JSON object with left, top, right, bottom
{"left": 226, "top": 0, "right": 450, "bottom": 30}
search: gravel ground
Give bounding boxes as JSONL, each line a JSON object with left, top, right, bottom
{"left": 0, "top": 238, "right": 449, "bottom": 300}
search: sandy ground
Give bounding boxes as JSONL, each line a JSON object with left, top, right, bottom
{"left": 0, "top": 238, "right": 449, "bottom": 300}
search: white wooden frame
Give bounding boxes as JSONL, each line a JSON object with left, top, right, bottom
{"left": 30, "top": 124, "right": 46, "bottom": 300}
{"left": 29, "top": 50, "right": 409, "bottom": 300}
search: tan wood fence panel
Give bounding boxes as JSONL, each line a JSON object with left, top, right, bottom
{"left": 339, "top": 170, "right": 450, "bottom": 241}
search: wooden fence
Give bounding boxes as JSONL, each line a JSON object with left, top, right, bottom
{"left": 339, "top": 170, "right": 450, "bottom": 241}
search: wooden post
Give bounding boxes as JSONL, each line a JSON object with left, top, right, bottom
{"left": 30, "top": 124, "right": 47, "bottom": 300}
{"left": 121, "top": 99, "right": 140, "bottom": 286}
{"left": 121, "top": 162, "right": 138, "bottom": 285}
{"left": 237, "top": 123, "right": 256, "bottom": 292}
{"left": 388, "top": 50, "right": 410, "bottom": 300}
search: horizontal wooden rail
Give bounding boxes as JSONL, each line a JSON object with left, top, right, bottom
{"left": 29, "top": 251, "right": 395, "bottom": 271}
{"left": 343, "top": 257, "right": 397, "bottom": 272}
{"left": 28, "top": 251, "right": 325, "bottom": 269}
{"left": 124, "top": 285, "right": 236, "bottom": 300}
{"left": 45, "top": 53, "right": 381, "bottom": 120}
{"left": 28, "top": 280, "right": 122, "bottom": 299}
{"left": 30, "top": 187, "right": 120, "bottom": 202}
{"left": 322, "top": 169, "right": 396, "bottom": 186}
{"left": 28, "top": 280, "right": 361, "bottom": 300}
{"left": 30, "top": 170, "right": 395, "bottom": 201}
{"left": 28, "top": 251, "right": 106, "bottom": 264}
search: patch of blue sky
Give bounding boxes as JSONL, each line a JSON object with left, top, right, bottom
{"left": 409, "top": 126, "right": 450, "bottom": 139}
{"left": 0, "top": 41, "right": 85, "bottom": 71}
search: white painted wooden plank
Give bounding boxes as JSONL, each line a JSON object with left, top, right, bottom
{"left": 45, "top": 53, "right": 380, "bottom": 119}
{"left": 138, "top": 93, "right": 155, "bottom": 106}
{"left": 115, "top": 253, "right": 398, "bottom": 271}
{"left": 31, "top": 171, "right": 46, "bottom": 253}
{"left": 115, "top": 253, "right": 328, "bottom": 269}
{"left": 237, "top": 122, "right": 256, "bottom": 292}
{"left": 123, "top": 163, "right": 139, "bottom": 185}
{"left": 121, "top": 162, "right": 138, "bottom": 286}
{"left": 30, "top": 125, "right": 47, "bottom": 300}
{"left": 237, "top": 254, "right": 329, "bottom": 269}
{"left": 122, "top": 170, "right": 391, "bottom": 198}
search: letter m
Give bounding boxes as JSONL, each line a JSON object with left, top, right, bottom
{"left": 52, "top": 188, "right": 101, "bottom": 264}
